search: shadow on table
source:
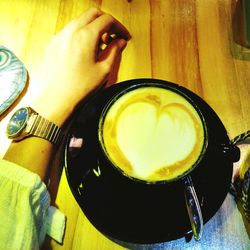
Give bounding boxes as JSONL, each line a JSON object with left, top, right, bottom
{"left": 231, "top": 0, "right": 250, "bottom": 61}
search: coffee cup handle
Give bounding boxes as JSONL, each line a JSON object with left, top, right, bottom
{"left": 183, "top": 175, "right": 203, "bottom": 241}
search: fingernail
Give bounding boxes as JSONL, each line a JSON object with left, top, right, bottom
{"left": 119, "top": 39, "right": 127, "bottom": 50}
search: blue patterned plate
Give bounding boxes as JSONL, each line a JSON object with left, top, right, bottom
{"left": 0, "top": 46, "right": 27, "bottom": 115}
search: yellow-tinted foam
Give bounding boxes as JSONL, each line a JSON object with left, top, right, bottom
{"left": 101, "top": 87, "right": 205, "bottom": 182}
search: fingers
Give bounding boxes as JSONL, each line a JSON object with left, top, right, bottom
{"left": 88, "top": 12, "right": 131, "bottom": 41}
{"left": 98, "top": 38, "right": 127, "bottom": 68}
{"left": 73, "top": 8, "right": 130, "bottom": 67}
{"left": 101, "top": 32, "right": 113, "bottom": 45}
{"left": 75, "top": 8, "right": 104, "bottom": 26}
{"left": 75, "top": 8, "right": 131, "bottom": 42}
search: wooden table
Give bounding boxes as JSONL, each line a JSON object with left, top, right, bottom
{"left": 0, "top": 0, "right": 250, "bottom": 249}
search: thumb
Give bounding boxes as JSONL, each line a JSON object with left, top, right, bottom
{"left": 98, "top": 38, "right": 127, "bottom": 65}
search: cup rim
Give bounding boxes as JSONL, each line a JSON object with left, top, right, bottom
{"left": 98, "top": 81, "right": 208, "bottom": 184}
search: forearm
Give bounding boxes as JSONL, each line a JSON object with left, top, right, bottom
{"left": 3, "top": 138, "right": 54, "bottom": 182}
{"left": 3, "top": 8, "right": 130, "bottom": 183}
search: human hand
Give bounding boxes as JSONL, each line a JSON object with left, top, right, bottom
{"left": 30, "top": 8, "right": 130, "bottom": 126}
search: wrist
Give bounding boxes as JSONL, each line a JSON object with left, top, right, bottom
{"left": 6, "top": 106, "right": 65, "bottom": 146}
{"left": 30, "top": 100, "right": 74, "bottom": 127}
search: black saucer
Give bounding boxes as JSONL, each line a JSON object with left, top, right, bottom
{"left": 64, "top": 79, "right": 234, "bottom": 243}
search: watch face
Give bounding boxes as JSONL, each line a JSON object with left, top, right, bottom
{"left": 7, "top": 107, "right": 29, "bottom": 138}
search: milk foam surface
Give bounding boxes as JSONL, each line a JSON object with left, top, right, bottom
{"left": 101, "top": 87, "right": 205, "bottom": 182}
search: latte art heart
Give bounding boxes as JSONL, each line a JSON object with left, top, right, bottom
{"left": 116, "top": 102, "right": 197, "bottom": 179}
{"left": 101, "top": 87, "right": 205, "bottom": 182}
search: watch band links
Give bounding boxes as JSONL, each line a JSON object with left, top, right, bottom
{"left": 29, "top": 114, "right": 63, "bottom": 145}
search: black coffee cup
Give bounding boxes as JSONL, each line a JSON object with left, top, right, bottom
{"left": 65, "top": 79, "right": 240, "bottom": 243}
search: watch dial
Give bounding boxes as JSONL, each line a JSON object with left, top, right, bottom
{"left": 7, "top": 107, "right": 29, "bottom": 137}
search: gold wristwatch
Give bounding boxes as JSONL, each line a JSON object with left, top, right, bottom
{"left": 6, "top": 107, "right": 63, "bottom": 145}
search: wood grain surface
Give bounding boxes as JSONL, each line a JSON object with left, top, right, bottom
{"left": 0, "top": 0, "right": 250, "bottom": 249}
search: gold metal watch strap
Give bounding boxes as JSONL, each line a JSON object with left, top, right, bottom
{"left": 29, "top": 114, "right": 63, "bottom": 145}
